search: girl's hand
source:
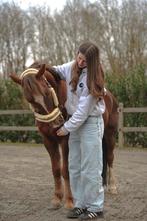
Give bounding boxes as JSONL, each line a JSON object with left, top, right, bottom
{"left": 56, "top": 126, "right": 69, "bottom": 136}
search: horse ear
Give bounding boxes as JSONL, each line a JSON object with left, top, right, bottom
{"left": 36, "top": 64, "right": 46, "bottom": 79}
{"left": 9, "top": 73, "right": 21, "bottom": 85}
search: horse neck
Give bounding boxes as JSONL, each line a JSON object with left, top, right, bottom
{"left": 44, "top": 71, "right": 67, "bottom": 110}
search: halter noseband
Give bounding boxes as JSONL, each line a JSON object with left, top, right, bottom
{"left": 20, "top": 68, "right": 63, "bottom": 123}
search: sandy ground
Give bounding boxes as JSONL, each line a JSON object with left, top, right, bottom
{"left": 0, "top": 143, "right": 147, "bottom": 221}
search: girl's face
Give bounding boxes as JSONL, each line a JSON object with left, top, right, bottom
{"left": 76, "top": 52, "right": 87, "bottom": 69}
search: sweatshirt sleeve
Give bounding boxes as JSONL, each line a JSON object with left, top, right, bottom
{"left": 64, "top": 91, "right": 96, "bottom": 132}
{"left": 53, "top": 61, "right": 74, "bottom": 80}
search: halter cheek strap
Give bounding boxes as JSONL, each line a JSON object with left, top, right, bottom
{"left": 20, "top": 68, "right": 63, "bottom": 123}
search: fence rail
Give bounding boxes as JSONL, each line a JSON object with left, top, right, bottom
{"left": 118, "top": 103, "right": 147, "bottom": 148}
{"left": 0, "top": 110, "right": 37, "bottom": 131}
{"left": 0, "top": 105, "right": 147, "bottom": 147}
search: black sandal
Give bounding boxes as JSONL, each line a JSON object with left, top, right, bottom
{"left": 67, "top": 207, "right": 85, "bottom": 219}
{"left": 79, "top": 210, "right": 104, "bottom": 220}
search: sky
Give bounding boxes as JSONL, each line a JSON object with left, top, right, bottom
{"left": 1, "top": 0, "right": 96, "bottom": 13}
{"left": 1, "top": 0, "right": 67, "bottom": 12}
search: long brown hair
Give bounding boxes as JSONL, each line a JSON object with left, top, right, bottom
{"left": 70, "top": 42, "right": 104, "bottom": 99}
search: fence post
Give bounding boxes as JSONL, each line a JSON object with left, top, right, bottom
{"left": 118, "top": 103, "right": 124, "bottom": 148}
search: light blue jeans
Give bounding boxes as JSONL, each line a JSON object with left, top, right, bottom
{"left": 68, "top": 115, "right": 104, "bottom": 212}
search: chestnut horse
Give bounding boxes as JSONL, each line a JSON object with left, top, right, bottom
{"left": 10, "top": 63, "right": 118, "bottom": 209}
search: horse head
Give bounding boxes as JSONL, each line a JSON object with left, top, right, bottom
{"left": 10, "top": 64, "right": 65, "bottom": 130}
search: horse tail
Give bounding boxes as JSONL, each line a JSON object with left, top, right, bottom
{"left": 102, "top": 135, "right": 107, "bottom": 186}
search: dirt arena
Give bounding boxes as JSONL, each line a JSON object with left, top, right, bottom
{"left": 0, "top": 143, "right": 146, "bottom": 221}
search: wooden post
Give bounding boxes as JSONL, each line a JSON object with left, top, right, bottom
{"left": 118, "top": 103, "right": 124, "bottom": 148}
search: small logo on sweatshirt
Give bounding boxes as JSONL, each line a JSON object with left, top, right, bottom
{"left": 79, "top": 82, "right": 84, "bottom": 88}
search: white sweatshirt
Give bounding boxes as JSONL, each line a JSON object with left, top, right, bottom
{"left": 54, "top": 61, "right": 105, "bottom": 132}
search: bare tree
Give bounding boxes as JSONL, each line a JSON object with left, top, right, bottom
{"left": 91, "top": 0, "right": 147, "bottom": 73}
{"left": 0, "top": 3, "right": 31, "bottom": 77}
{"left": 0, "top": 0, "right": 146, "bottom": 77}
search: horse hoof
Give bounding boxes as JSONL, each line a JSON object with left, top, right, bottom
{"left": 48, "top": 204, "right": 62, "bottom": 210}
{"left": 108, "top": 187, "right": 118, "bottom": 194}
{"left": 49, "top": 202, "right": 62, "bottom": 210}
{"left": 50, "top": 198, "right": 62, "bottom": 210}
{"left": 64, "top": 201, "right": 74, "bottom": 209}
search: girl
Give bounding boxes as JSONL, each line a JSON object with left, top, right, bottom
{"left": 54, "top": 42, "right": 105, "bottom": 220}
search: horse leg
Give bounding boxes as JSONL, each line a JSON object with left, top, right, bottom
{"left": 43, "top": 136, "right": 64, "bottom": 208}
{"left": 104, "top": 128, "right": 117, "bottom": 194}
{"left": 60, "top": 137, "right": 73, "bottom": 209}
